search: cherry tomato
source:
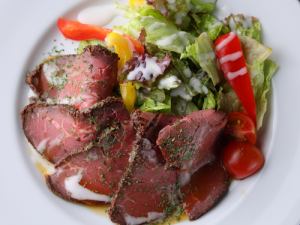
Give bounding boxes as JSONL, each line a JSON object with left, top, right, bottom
{"left": 222, "top": 141, "right": 264, "bottom": 180}
{"left": 225, "top": 112, "right": 256, "bottom": 144}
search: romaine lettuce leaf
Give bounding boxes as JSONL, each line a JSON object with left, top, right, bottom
{"left": 240, "top": 36, "right": 272, "bottom": 65}
{"left": 140, "top": 97, "right": 171, "bottom": 112}
{"left": 182, "top": 32, "right": 221, "bottom": 85}
{"left": 172, "top": 98, "right": 198, "bottom": 115}
{"left": 118, "top": 6, "right": 195, "bottom": 53}
{"left": 191, "top": 0, "right": 217, "bottom": 13}
{"left": 202, "top": 90, "right": 216, "bottom": 109}
{"left": 225, "top": 14, "right": 262, "bottom": 42}
{"left": 192, "top": 14, "right": 224, "bottom": 40}
{"left": 250, "top": 60, "right": 278, "bottom": 128}
{"left": 218, "top": 85, "right": 242, "bottom": 113}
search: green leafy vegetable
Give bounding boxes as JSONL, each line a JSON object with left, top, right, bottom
{"left": 172, "top": 98, "right": 198, "bottom": 115}
{"left": 202, "top": 91, "right": 216, "bottom": 109}
{"left": 118, "top": 6, "right": 195, "bottom": 53}
{"left": 240, "top": 36, "right": 272, "bottom": 65}
{"left": 192, "top": 14, "right": 223, "bottom": 40}
{"left": 191, "top": 0, "right": 217, "bottom": 13}
{"left": 77, "top": 40, "right": 104, "bottom": 54}
{"left": 140, "top": 97, "right": 171, "bottom": 112}
{"left": 225, "top": 14, "right": 262, "bottom": 42}
{"left": 250, "top": 60, "right": 278, "bottom": 128}
{"left": 182, "top": 32, "right": 221, "bottom": 85}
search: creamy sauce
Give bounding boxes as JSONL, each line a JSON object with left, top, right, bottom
{"left": 189, "top": 77, "right": 208, "bottom": 94}
{"left": 243, "top": 16, "right": 253, "bottom": 29}
{"left": 175, "top": 12, "right": 186, "bottom": 25}
{"left": 87, "top": 205, "right": 109, "bottom": 216}
{"left": 28, "top": 143, "right": 55, "bottom": 175}
{"left": 127, "top": 57, "right": 166, "bottom": 82}
{"left": 158, "top": 76, "right": 181, "bottom": 90}
{"left": 198, "top": 51, "right": 216, "bottom": 62}
{"left": 36, "top": 138, "right": 49, "bottom": 153}
{"left": 148, "top": 22, "right": 166, "bottom": 31}
{"left": 183, "top": 68, "right": 192, "bottom": 78}
{"left": 227, "top": 67, "right": 247, "bottom": 80}
{"left": 228, "top": 17, "right": 236, "bottom": 31}
{"left": 219, "top": 51, "right": 243, "bottom": 64}
{"left": 124, "top": 212, "right": 165, "bottom": 225}
{"left": 155, "top": 32, "right": 188, "bottom": 47}
{"left": 77, "top": 5, "right": 118, "bottom": 27}
{"left": 46, "top": 96, "right": 82, "bottom": 105}
{"left": 216, "top": 32, "right": 235, "bottom": 51}
{"left": 27, "top": 89, "right": 36, "bottom": 98}
{"left": 64, "top": 171, "right": 111, "bottom": 202}
{"left": 43, "top": 62, "right": 68, "bottom": 89}
{"left": 171, "top": 85, "right": 193, "bottom": 101}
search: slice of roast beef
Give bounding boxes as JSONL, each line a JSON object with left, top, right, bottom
{"left": 109, "top": 138, "right": 178, "bottom": 225}
{"left": 157, "top": 110, "right": 227, "bottom": 185}
{"left": 26, "top": 45, "right": 118, "bottom": 111}
{"left": 22, "top": 97, "right": 128, "bottom": 164}
{"left": 46, "top": 101, "right": 136, "bottom": 204}
{"left": 181, "top": 160, "right": 230, "bottom": 220}
{"left": 131, "top": 110, "right": 180, "bottom": 143}
{"left": 22, "top": 103, "right": 96, "bottom": 164}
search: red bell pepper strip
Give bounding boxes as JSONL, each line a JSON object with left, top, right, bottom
{"left": 215, "top": 32, "right": 256, "bottom": 124}
{"left": 57, "top": 18, "right": 112, "bottom": 41}
{"left": 57, "top": 18, "right": 144, "bottom": 54}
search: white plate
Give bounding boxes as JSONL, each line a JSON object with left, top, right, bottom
{"left": 1, "top": 0, "right": 300, "bottom": 225}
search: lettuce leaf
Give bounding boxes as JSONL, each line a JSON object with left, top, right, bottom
{"left": 140, "top": 97, "right": 171, "bottom": 112}
{"left": 182, "top": 32, "right": 221, "bottom": 85}
{"left": 172, "top": 98, "right": 198, "bottom": 115}
{"left": 225, "top": 14, "right": 262, "bottom": 42}
{"left": 251, "top": 60, "right": 278, "bottom": 128}
{"left": 77, "top": 40, "right": 104, "bottom": 54}
{"left": 192, "top": 14, "right": 223, "bottom": 40}
{"left": 191, "top": 0, "right": 217, "bottom": 13}
{"left": 147, "top": 0, "right": 216, "bottom": 29}
{"left": 118, "top": 6, "right": 195, "bottom": 53}
{"left": 202, "top": 90, "right": 217, "bottom": 109}
{"left": 240, "top": 36, "right": 272, "bottom": 65}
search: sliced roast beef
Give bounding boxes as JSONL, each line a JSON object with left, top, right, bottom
{"left": 22, "top": 97, "right": 128, "bottom": 164}
{"left": 26, "top": 45, "right": 118, "bottom": 111}
{"left": 46, "top": 97, "right": 135, "bottom": 203}
{"left": 46, "top": 102, "right": 136, "bottom": 204}
{"left": 157, "top": 110, "right": 227, "bottom": 185}
{"left": 131, "top": 110, "right": 180, "bottom": 143}
{"left": 109, "top": 138, "right": 178, "bottom": 225}
{"left": 22, "top": 103, "right": 96, "bottom": 164}
{"left": 181, "top": 160, "right": 230, "bottom": 220}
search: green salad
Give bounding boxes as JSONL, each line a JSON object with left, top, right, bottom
{"left": 78, "top": 0, "right": 277, "bottom": 129}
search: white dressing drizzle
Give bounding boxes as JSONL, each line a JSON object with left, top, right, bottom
{"left": 64, "top": 171, "right": 111, "bottom": 202}
{"left": 36, "top": 138, "right": 49, "bottom": 153}
{"left": 227, "top": 67, "right": 247, "bottom": 80}
{"left": 158, "top": 76, "right": 181, "bottom": 90}
{"left": 124, "top": 212, "right": 165, "bottom": 225}
{"left": 219, "top": 51, "right": 243, "bottom": 64}
{"left": 28, "top": 142, "right": 56, "bottom": 175}
{"left": 216, "top": 32, "right": 235, "bottom": 51}
{"left": 171, "top": 85, "right": 193, "bottom": 101}
{"left": 127, "top": 57, "right": 166, "bottom": 82}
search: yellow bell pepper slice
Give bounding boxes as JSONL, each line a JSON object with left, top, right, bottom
{"left": 129, "top": 0, "right": 145, "bottom": 7}
{"left": 120, "top": 82, "right": 137, "bottom": 112}
{"left": 105, "top": 32, "right": 133, "bottom": 69}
